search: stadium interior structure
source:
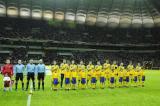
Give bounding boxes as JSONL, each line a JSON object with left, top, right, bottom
{"left": 0, "top": 0, "right": 160, "bottom": 69}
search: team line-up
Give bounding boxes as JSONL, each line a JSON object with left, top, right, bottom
{"left": 1, "top": 59, "right": 145, "bottom": 91}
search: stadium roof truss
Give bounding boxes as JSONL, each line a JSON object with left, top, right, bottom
{"left": 0, "top": 0, "right": 160, "bottom": 28}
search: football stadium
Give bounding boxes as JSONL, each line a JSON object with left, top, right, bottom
{"left": 0, "top": 0, "right": 160, "bottom": 106}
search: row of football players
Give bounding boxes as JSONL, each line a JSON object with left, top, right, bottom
{"left": 51, "top": 59, "right": 145, "bottom": 90}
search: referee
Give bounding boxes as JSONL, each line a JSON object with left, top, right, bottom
{"left": 26, "top": 59, "right": 36, "bottom": 91}
{"left": 14, "top": 60, "right": 25, "bottom": 91}
{"left": 37, "top": 59, "right": 46, "bottom": 90}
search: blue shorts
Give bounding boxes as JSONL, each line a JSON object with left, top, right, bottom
{"left": 119, "top": 77, "right": 123, "bottom": 82}
{"left": 53, "top": 78, "right": 59, "bottom": 85}
{"left": 110, "top": 77, "right": 114, "bottom": 84}
{"left": 81, "top": 78, "right": 86, "bottom": 84}
{"left": 72, "top": 78, "right": 76, "bottom": 84}
{"left": 100, "top": 77, "right": 105, "bottom": 83}
{"left": 134, "top": 76, "right": 137, "bottom": 82}
{"left": 65, "top": 78, "right": 70, "bottom": 84}
{"left": 142, "top": 76, "right": 145, "bottom": 81}
{"left": 126, "top": 77, "right": 129, "bottom": 82}
{"left": 91, "top": 77, "right": 96, "bottom": 83}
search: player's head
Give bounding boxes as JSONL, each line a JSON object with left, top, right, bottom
{"left": 71, "top": 60, "right": 75, "bottom": 64}
{"left": 105, "top": 59, "right": 109, "bottom": 63}
{"left": 29, "top": 59, "right": 33, "bottom": 64}
{"left": 129, "top": 61, "right": 132, "bottom": 65}
{"left": 6, "top": 59, "right": 10, "bottom": 64}
{"left": 18, "top": 60, "right": 22, "bottom": 64}
{"left": 113, "top": 60, "right": 116, "bottom": 65}
{"left": 137, "top": 63, "right": 141, "bottom": 66}
{"left": 39, "top": 59, "right": 43, "bottom": 64}
{"left": 63, "top": 59, "right": 66, "bottom": 63}
{"left": 53, "top": 60, "right": 57, "bottom": 65}
{"left": 80, "top": 60, "right": 83, "bottom": 65}
{"left": 120, "top": 62, "right": 123, "bottom": 66}
{"left": 89, "top": 61, "right": 92, "bottom": 65}
{"left": 97, "top": 61, "right": 101, "bottom": 65}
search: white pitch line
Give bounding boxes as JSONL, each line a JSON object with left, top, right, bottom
{"left": 27, "top": 83, "right": 33, "bottom": 106}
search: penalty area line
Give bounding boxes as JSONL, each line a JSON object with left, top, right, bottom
{"left": 27, "top": 83, "right": 33, "bottom": 106}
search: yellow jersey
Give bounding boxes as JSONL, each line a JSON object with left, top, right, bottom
{"left": 127, "top": 65, "right": 134, "bottom": 71}
{"left": 111, "top": 64, "right": 118, "bottom": 70}
{"left": 69, "top": 64, "right": 77, "bottom": 71}
{"left": 105, "top": 69, "right": 110, "bottom": 78}
{"left": 80, "top": 71, "right": 87, "bottom": 79}
{"left": 52, "top": 71, "right": 60, "bottom": 79}
{"left": 51, "top": 65, "right": 59, "bottom": 72}
{"left": 78, "top": 64, "right": 86, "bottom": 72}
{"left": 89, "top": 71, "right": 97, "bottom": 78}
{"left": 87, "top": 64, "right": 94, "bottom": 71}
{"left": 95, "top": 65, "right": 103, "bottom": 71}
{"left": 118, "top": 71, "right": 124, "bottom": 77}
{"left": 64, "top": 71, "right": 71, "bottom": 78}
{"left": 71, "top": 71, "right": 78, "bottom": 78}
{"left": 110, "top": 71, "right": 115, "bottom": 77}
{"left": 103, "top": 63, "right": 111, "bottom": 70}
{"left": 60, "top": 63, "right": 69, "bottom": 74}
{"left": 100, "top": 71, "right": 106, "bottom": 77}
{"left": 123, "top": 70, "right": 130, "bottom": 77}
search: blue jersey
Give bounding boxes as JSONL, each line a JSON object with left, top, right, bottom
{"left": 26, "top": 63, "right": 36, "bottom": 73}
{"left": 14, "top": 64, "right": 25, "bottom": 74}
{"left": 37, "top": 64, "right": 46, "bottom": 73}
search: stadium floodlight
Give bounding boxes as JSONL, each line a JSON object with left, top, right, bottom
{"left": 65, "top": 9, "right": 75, "bottom": 22}
{"left": 43, "top": 10, "right": 53, "bottom": 20}
{"left": 7, "top": 6, "right": 18, "bottom": 17}
{"left": 55, "top": 9, "right": 64, "bottom": 21}
{"left": 142, "top": 16, "right": 154, "bottom": 28}
{"left": 32, "top": 6, "right": 42, "bottom": 19}
{"left": 96, "top": 9, "right": 108, "bottom": 27}
{"left": 20, "top": 5, "right": 30, "bottom": 18}
{"left": 0, "top": 1, "right": 6, "bottom": 16}
{"left": 132, "top": 14, "right": 142, "bottom": 28}
{"left": 107, "top": 10, "right": 120, "bottom": 28}
{"left": 120, "top": 9, "right": 132, "bottom": 28}
{"left": 86, "top": 11, "right": 97, "bottom": 26}
{"left": 76, "top": 10, "right": 86, "bottom": 24}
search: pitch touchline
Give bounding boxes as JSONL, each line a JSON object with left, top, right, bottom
{"left": 27, "top": 83, "right": 33, "bottom": 106}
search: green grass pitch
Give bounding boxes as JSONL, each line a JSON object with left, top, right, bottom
{"left": 0, "top": 70, "right": 160, "bottom": 106}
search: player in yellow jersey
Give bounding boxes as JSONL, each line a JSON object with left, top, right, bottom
{"left": 123, "top": 69, "right": 130, "bottom": 87}
{"left": 111, "top": 61, "right": 118, "bottom": 87}
{"left": 127, "top": 61, "right": 134, "bottom": 85}
{"left": 86, "top": 61, "right": 94, "bottom": 86}
{"left": 103, "top": 59, "right": 111, "bottom": 87}
{"left": 60, "top": 59, "right": 69, "bottom": 88}
{"left": 99, "top": 69, "right": 106, "bottom": 89}
{"left": 70, "top": 60, "right": 78, "bottom": 90}
{"left": 51, "top": 61, "right": 60, "bottom": 73}
{"left": 118, "top": 63, "right": 124, "bottom": 87}
{"left": 133, "top": 69, "right": 138, "bottom": 87}
{"left": 79, "top": 69, "right": 87, "bottom": 89}
{"left": 109, "top": 69, "right": 115, "bottom": 88}
{"left": 95, "top": 61, "right": 103, "bottom": 80}
{"left": 77, "top": 60, "right": 86, "bottom": 84}
{"left": 51, "top": 63, "right": 60, "bottom": 90}
{"left": 64, "top": 69, "right": 71, "bottom": 90}
{"left": 89, "top": 69, "right": 97, "bottom": 89}
{"left": 136, "top": 63, "right": 145, "bottom": 87}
